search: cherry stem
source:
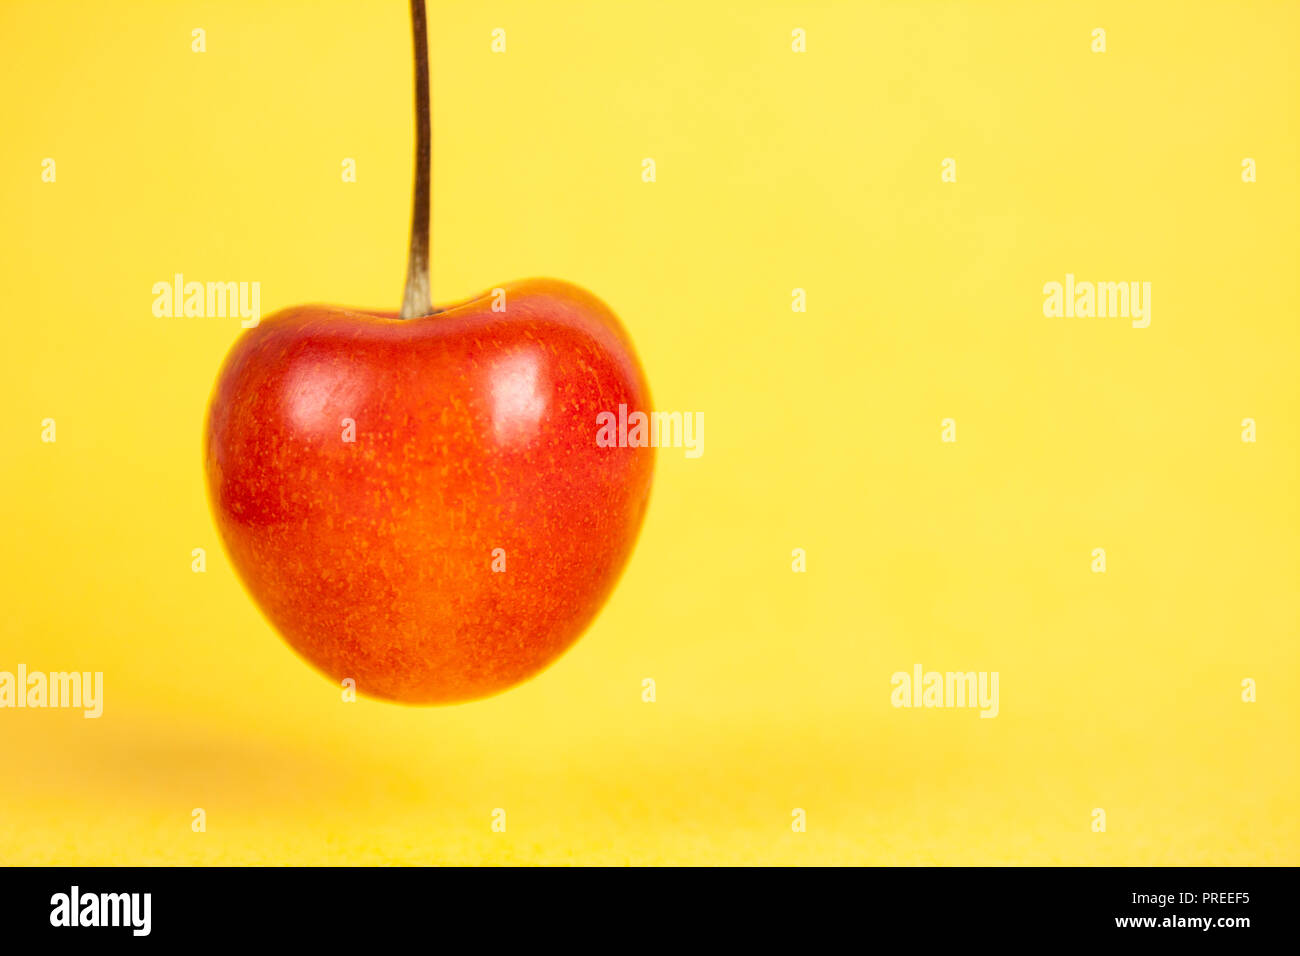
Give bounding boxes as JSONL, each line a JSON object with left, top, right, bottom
{"left": 399, "top": 0, "right": 432, "bottom": 318}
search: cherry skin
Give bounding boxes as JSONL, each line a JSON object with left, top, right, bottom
{"left": 204, "top": 278, "right": 654, "bottom": 703}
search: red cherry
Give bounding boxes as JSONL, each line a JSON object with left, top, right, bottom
{"left": 205, "top": 279, "right": 653, "bottom": 702}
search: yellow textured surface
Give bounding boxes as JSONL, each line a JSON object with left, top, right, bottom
{"left": 0, "top": 0, "right": 1297, "bottom": 865}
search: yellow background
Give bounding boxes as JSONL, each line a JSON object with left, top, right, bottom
{"left": 1, "top": 0, "right": 1297, "bottom": 864}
